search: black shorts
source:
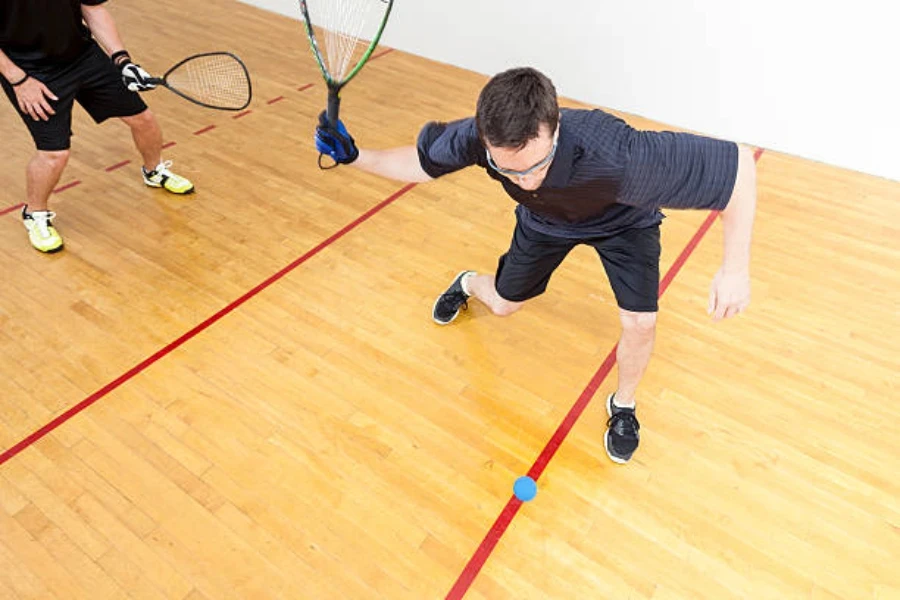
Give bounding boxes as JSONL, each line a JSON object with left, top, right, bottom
{"left": 495, "top": 215, "right": 661, "bottom": 312}
{"left": 1, "top": 42, "right": 147, "bottom": 151}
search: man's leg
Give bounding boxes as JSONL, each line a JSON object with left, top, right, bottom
{"left": 431, "top": 218, "right": 571, "bottom": 325}
{"left": 121, "top": 109, "right": 194, "bottom": 194}
{"left": 432, "top": 271, "right": 523, "bottom": 325}
{"left": 26, "top": 150, "right": 70, "bottom": 212}
{"left": 120, "top": 108, "right": 161, "bottom": 171}
{"left": 20, "top": 149, "right": 69, "bottom": 252}
{"left": 595, "top": 225, "right": 662, "bottom": 463}
{"left": 602, "top": 310, "right": 657, "bottom": 464}
{"left": 464, "top": 273, "right": 523, "bottom": 317}
{"left": 614, "top": 309, "right": 657, "bottom": 407}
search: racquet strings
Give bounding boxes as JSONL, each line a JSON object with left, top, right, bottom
{"left": 165, "top": 53, "right": 251, "bottom": 110}
{"left": 303, "top": 0, "right": 390, "bottom": 84}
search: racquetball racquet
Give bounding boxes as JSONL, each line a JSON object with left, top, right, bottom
{"left": 298, "top": 0, "right": 393, "bottom": 129}
{"left": 146, "top": 52, "right": 252, "bottom": 111}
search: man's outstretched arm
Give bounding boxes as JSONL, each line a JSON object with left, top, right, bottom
{"left": 317, "top": 114, "right": 484, "bottom": 184}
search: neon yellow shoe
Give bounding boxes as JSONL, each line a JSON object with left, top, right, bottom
{"left": 142, "top": 160, "right": 195, "bottom": 194}
{"left": 22, "top": 207, "right": 64, "bottom": 253}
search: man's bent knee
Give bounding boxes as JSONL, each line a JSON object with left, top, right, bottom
{"left": 35, "top": 149, "right": 70, "bottom": 166}
{"left": 620, "top": 310, "right": 657, "bottom": 332}
{"left": 121, "top": 108, "right": 155, "bottom": 128}
{"left": 491, "top": 298, "right": 523, "bottom": 317}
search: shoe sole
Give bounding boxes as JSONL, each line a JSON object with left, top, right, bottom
{"left": 605, "top": 393, "right": 630, "bottom": 464}
{"left": 431, "top": 270, "right": 470, "bottom": 326}
{"left": 143, "top": 180, "right": 195, "bottom": 194}
{"left": 32, "top": 243, "right": 64, "bottom": 253}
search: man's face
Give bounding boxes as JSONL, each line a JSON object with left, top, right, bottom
{"left": 485, "top": 123, "right": 558, "bottom": 191}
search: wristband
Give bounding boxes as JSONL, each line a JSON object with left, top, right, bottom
{"left": 110, "top": 50, "right": 132, "bottom": 66}
{"left": 9, "top": 73, "right": 30, "bottom": 87}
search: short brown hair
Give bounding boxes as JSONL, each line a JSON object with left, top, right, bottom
{"left": 475, "top": 67, "right": 559, "bottom": 149}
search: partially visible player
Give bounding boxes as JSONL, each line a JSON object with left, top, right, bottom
{"left": 0, "top": 0, "right": 194, "bottom": 253}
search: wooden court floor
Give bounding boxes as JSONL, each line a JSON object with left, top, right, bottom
{"left": 1, "top": 1, "right": 898, "bottom": 598}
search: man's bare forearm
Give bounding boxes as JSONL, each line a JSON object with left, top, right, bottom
{"left": 719, "top": 145, "right": 756, "bottom": 273}
{"left": 352, "top": 146, "right": 434, "bottom": 183}
{"left": 81, "top": 4, "right": 126, "bottom": 56}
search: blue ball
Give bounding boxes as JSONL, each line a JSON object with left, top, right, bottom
{"left": 513, "top": 476, "right": 537, "bottom": 502}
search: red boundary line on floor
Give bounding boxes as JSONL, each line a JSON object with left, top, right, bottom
{"left": 446, "top": 149, "right": 764, "bottom": 599}
{"left": 0, "top": 203, "right": 24, "bottom": 217}
{"left": 52, "top": 180, "right": 81, "bottom": 194}
{"left": 371, "top": 48, "right": 394, "bottom": 61}
{"left": 0, "top": 183, "right": 418, "bottom": 466}
{"left": 105, "top": 159, "right": 131, "bottom": 172}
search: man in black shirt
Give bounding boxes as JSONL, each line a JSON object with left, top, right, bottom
{"left": 314, "top": 67, "right": 757, "bottom": 464}
{"left": 0, "top": 0, "right": 195, "bottom": 253}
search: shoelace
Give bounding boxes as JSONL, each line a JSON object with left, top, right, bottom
{"left": 29, "top": 211, "right": 56, "bottom": 239}
{"left": 154, "top": 159, "right": 174, "bottom": 177}
{"left": 439, "top": 291, "right": 468, "bottom": 311}
{"left": 607, "top": 411, "right": 640, "bottom": 435}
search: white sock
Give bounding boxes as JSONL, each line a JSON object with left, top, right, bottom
{"left": 612, "top": 393, "right": 636, "bottom": 409}
{"left": 460, "top": 271, "right": 475, "bottom": 296}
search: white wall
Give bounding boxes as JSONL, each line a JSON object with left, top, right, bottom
{"left": 244, "top": 0, "right": 899, "bottom": 181}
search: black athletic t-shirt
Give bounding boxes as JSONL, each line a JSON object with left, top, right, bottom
{"left": 417, "top": 108, "right": 739, "bottom": 239}
{"left": 0, "top": 0, "right": 108, "bottom": 73}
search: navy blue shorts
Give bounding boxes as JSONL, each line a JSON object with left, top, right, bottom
{"left": 1, "top": 42, "right": 147, "bottom": 151}
{"left": 495, "top": 214, "right": 661, "bottom": 312}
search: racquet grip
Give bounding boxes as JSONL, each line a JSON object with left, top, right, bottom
{"left": 326, "top": 89, "right": 341, "bottom": 128}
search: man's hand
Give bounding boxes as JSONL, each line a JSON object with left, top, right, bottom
{"left": 315, "top": 111, "right": 359, "bottom": 165}
{"left": 121, "top": 61, "right": 155, "bottom": 92}
{"left": 708, "top": 267, "right": 750, "bottom": 321}
{"left": 13, "top": 77, "right": 58, "bottom": 121}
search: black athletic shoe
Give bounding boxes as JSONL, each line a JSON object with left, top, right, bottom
{"left": 432, "top": 270, "right": 474, "bottom": 325}
{"left": 604, "top": 393, "right": 640, "bottom": 464}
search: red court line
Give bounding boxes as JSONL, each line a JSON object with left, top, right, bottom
{"left": 193, "top": 125, "right": 216, "bottom": 136}
{"left": 0, "top": 203, "right": 25, "bottom": 217}
{"left": 232, "top": 110, "right": 253, "bottom": 119}
{"left": 162, "top": 141, "right": 177, "bottom": 149}
{"left": 53, "top": 180, "right": 81, "bottom": 194}
{"left": 371, "top": 48, "right": 394, "bottom": 61}
{"left": 659, "top": 210, "right": 719, "bottom": 296}
{"left": 297, "top": 83, "right": 314, "bottom": 92}
{"left": 447, "top": 150, "right": 765, "bottom": 599}
{"left": 105, "top": 159, "right": 131, "bottom": 172}
{"left": 0, "top": 182, "right": 418, "bottom": 467}
{"left": 267, "top": 96, "right": 285, "bottom": 105}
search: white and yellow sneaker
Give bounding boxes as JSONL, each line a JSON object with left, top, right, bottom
{"left": 22, "top": 206, "right": 64, "bottom": 253}
{"left": 142, "top": 160, "right": 194, "bottom": 194}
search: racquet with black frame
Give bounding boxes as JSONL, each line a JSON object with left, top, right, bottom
{"left": 299, "top": 0, "right": 393, "bottom": 167}
{"left": 145, "top": 52, "right": 252, "bottom": 111}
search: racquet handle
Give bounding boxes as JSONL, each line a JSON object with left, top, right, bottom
{"left": 326, "top": 88, "right": 341, "bottom": 128}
